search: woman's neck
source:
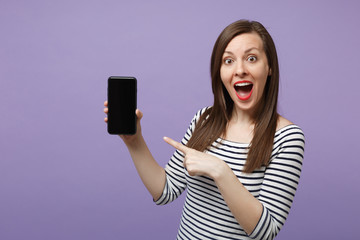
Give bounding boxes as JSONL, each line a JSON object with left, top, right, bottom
{"left": 222, "top": 107, "right": 255, "bottom": 144}
{"left": 230, "top": 107, "right": 255, "bottom": 126}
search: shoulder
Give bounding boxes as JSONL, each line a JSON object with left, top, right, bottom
{"left": 274, "top": 117, "right": 305, "bottom": 151}
{"left": 191, "top": 106, "right": 212, "bottom": 122}
{"left": 276, "top": 115, "right": 293, "bottom": 131}
{"left": 187, "top": 106, "right": 212, "bottom": 133}
{"left": 275, "top": 115, "right": 305, "bottom": 143}
{"left": 272, "top": 121, "right": 305, "bottom": 166}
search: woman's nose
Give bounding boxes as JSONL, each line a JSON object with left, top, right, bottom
{"left": 235, "top": 61, "right": 248, "bottom": 77}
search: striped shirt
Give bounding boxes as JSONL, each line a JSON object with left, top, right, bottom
{"left": 155, "top": 108, "right": 305, "bottom": 240}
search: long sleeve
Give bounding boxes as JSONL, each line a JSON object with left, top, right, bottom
{"left": 248, "top": 126, "right": 305, "bottom": 239}
{"left": 154, "top": 107, "right": 305, "bottom": 240}
{"left": 155, "top": 108, "right": 208, "bottom": 205}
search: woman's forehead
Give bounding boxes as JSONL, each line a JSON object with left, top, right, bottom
{"left": 225, "top": 33, "right": 264, "bottom": 53}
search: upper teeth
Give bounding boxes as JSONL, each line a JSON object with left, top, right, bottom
{"left": 235, "top": 82, "right": 252, "bottom": 87}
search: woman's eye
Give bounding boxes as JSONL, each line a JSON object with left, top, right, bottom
{"left": 224, "top": 59, "right": 233, "bottom": 64}
{"left": 247, "top": 56, "right": 257, "bottom": 62}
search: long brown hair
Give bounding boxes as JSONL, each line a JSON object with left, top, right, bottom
{"left": 186, "top": 20, "right": 279, "bottom": 173}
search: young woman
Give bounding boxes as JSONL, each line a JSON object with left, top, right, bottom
{"left": 104, "top": 20, "right": 305, "bottom": 240}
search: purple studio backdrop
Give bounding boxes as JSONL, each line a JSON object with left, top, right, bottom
{"left": 1, "top": 0, "right": 359, "bottom": 239}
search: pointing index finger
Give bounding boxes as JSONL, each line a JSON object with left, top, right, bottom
{"left": 163, "top": 136, "right": 189, "bottom": 154}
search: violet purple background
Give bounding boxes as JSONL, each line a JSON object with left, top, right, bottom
{"left": 1, "top": 0, "right": 359, "bottom": 239}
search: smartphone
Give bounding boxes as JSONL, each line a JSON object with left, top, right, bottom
{"left": 107, "top": 76, "right": 137, "bottom": 135}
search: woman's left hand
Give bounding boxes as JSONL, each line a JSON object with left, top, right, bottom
{"left": 163, "top": 136, "right": 227, "bottom": 180}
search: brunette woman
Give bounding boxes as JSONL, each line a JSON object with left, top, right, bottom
{"left": 104, "top": 20, "right": 305, "bottom": 240}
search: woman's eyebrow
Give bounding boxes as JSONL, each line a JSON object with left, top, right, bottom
{"left": 224, "top": 47, "right": 260, "bottom": 56}
{"left": 223, "top": 51, "right": 234, "bottom": 55}
{"left": 244, "top": 47, "right": 260, "bottom": 53}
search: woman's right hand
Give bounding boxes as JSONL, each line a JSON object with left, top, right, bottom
{"left": 104, "top": 101, "right": 166, "bottom": 201}
{"left": 104, "top": 100, "right": 144, "bottom": 146}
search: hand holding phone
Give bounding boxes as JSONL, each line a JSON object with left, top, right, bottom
{"left": 107, "top": 76, "right": 137, "bottom": 135}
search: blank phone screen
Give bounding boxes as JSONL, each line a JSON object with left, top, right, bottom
{"left": 107, "top": 77, "right": 137, "bottom": 135}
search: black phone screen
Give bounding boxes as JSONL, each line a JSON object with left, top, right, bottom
{"left": 107, "top": 76, "right": 137, "bottom": 135}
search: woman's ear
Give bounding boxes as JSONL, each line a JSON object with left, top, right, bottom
{"left": 268, "top": 68, "right": 272, "bottom": 76}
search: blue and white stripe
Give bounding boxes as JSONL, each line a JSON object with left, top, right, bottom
{"left": 155, "top": 108, "right": 305, "bottom": 240}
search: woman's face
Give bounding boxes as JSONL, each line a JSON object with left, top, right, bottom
{"left": 220, "top": 32, "right": 270, "bottom": 115}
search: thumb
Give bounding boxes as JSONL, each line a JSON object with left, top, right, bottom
{"left": 135, "top": 109, "right": 143, "bottom": 121}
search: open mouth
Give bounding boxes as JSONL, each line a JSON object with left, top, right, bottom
{"left": 234, "top": 81, "right": 253, "bottom": 101}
